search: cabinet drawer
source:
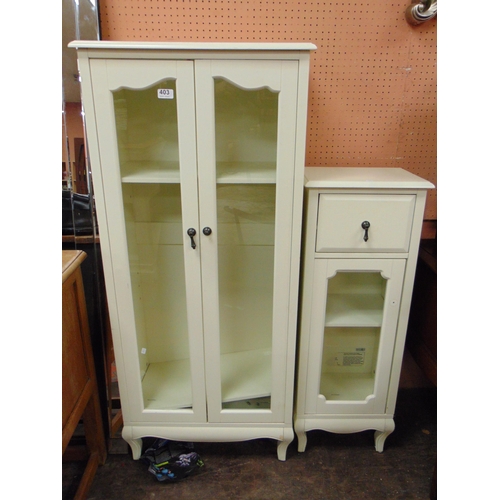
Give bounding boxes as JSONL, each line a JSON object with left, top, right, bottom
{"left": 315, "top": 194, "right": 416, "bottom": 253}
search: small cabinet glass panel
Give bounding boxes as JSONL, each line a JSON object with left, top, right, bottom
{"left": 320, "top": 327, "right": 380, "bottom": 401}
{"left": 214, "top": 78, "right": 278, "bottom": 410}
{"left": 305, "top": 259, "right": 406, "bottom": 416}
{"left": 320, "top": 272, "right": 386, "bottom": 402}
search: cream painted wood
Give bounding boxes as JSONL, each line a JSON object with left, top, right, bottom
{"left": 315, "top": 194, "right": 416, "bottom": 253}
{"left": 303, "top": 166, "right": 435, "bottom": 190}
{"left": 72, "top": 41, "right": 314, "bottom": 461}
{"left": 69, "top": 40, "right": 316, "bottom": 53}
{"left": 89, "top": 58, "right": 206, "bottom": 424}
{"left": 195, "top": 59, "right": 299, "bottom": 425}
{"left": 304, "top": 259, "right": 406, "bottom": 416}
{"left": 295, "top": 167, "right": 434, "bottom": 454}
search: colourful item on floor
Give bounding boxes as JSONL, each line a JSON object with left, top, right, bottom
{"left": 141, "top": 439, "right": 204, "bottom": 482}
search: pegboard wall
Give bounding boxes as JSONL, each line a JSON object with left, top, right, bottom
{"left": 98, "top": 0, "right": 437, "bottom": 219}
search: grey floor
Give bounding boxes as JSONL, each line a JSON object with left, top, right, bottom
{"left": 63, "top": 355, "right": 437, "bottom": 499}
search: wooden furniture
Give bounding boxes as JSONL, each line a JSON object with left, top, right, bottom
{"left": 62, "top": 237, "right": 123, "bottom": 444}
{"left": 70, "top": 41, "right": 315, "bottom": 461}
{"left": 294, "top": 167, "right": 434, "bottom": 452}
{"left": 63, "top": 250, "right": 107, "bottom": 499}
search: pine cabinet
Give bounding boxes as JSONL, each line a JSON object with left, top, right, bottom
{"left": 70, "top": 41, "right": 315, "bottom": 461}
{"left": 294, "top": 167, "right": 434, "bottom": 453}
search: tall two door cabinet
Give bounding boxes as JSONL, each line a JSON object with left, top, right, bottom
{"left": 70, "top": 41, "right": 315, "bottom": 461}
{"left": 295, "top": 167, "right": 434, "bottom": 453}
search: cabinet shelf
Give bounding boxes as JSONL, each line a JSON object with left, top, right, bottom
{"left": 221, "top": 348, "right": 272, "bottom": 403}
{"left": 121, "top": 161, "right": 276, "bottom": 184}
{"left": 121, "top": 161, "right": 180, "bottom": 183}
{"left": 142, "top": 358, "right": 192, "bottom": 410}
{"left": 142, "top": 348, "right": 271, "bottom": 411}
{"left": 325, "top": 293, "right": 384, "bottom": 327}
{"left": 217, "top": 162, "right": 276, "bottom": 184}
{"left": 320, "top": 373, "right": 375, "bottom": 402}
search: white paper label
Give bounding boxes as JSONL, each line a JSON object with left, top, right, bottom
{"left": 336, "top": 351, "right": 365, "bottom": 367}
{"left": 158, "top": 89, "right": 174, "bottom": 99}
{"left": 141, "top": 348, "right": 147, "bottom": 354}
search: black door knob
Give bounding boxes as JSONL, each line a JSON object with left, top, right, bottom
{"left": 187, "top": 228, "right": 197, "bottom": 249}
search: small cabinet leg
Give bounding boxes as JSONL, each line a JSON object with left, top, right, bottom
{"left": 374, "top": 419, "right": 395, "bottom": 452}
{"left": 294, "top": 419, "right": 307, "bottom": 452}
{"left": 297, "top": 432, "right": 307, "bottom": 453}
{"left": 374, "top": 426, "right": 394, "bottom": 453}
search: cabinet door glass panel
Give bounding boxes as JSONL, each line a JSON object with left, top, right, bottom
{"left": 214, "top": 78, "right": 278, "bottom": 410}
{"left": 114, "top": 80, "right": 180, "bottom": 182}
{"left": 113, "top": 82, "right": 193, "bottom": 411}
{"left": 320, "top": 272, "right": 386, "bottom": 402}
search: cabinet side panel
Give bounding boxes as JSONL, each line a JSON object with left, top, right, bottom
{"left": 285, "top": 55, "right": 311, "bottom": 422}
{"left": 385, "top": 190, "right": 429, "bottom": 414}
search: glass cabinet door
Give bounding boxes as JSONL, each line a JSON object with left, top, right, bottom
{"left": 89, "top": 59, "right": 206, "bottom": 423}
{"left": 195, "top": 59, "right": 299, "bottom": 423}
{"left": 305, "top": 259, "right": 406, "bottom": 415}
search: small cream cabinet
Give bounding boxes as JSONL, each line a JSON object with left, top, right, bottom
{"left": 70, "top": 41, "right": 315, "bottom": 461}
{"left": 294, "top": 167, "right": 434, "bottom": 453}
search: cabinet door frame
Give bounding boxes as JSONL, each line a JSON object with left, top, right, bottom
{"left": 304, "top": 258, "right": 406, "bottom": 415}
{"left": 194, "top": 59, "right": 300, "bottom": 424}
{"left": 88, "top": 58, "right": 207, "bottom": 424}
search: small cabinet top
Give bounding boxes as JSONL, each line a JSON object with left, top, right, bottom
{"left": 304, "top": 167, "right": 434, "bottom": 190}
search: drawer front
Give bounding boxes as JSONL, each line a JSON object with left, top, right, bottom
{"left": 316, "top": 194, "right": 416, "bottom": 253}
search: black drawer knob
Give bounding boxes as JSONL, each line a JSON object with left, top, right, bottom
{"left": 361, "top": 221, "right": 370, "bottom": 242}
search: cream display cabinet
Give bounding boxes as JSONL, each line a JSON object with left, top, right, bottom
{"left": 70, "top": 41, "right": 315, "bottom": 461}
{"left": 294, "top": 167, "right": 434, "bottom": 453}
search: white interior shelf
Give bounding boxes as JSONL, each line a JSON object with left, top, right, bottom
{"left": 142, "top": 347, "right": 271, "bottom": 411}
{"left": 121, "top": 161, "right": 277, "bottom": 184}
{"left": 121, "top": 161, "right": 181, "bottom": 183}
{"left": 320, "top": 373, "right": 375, "bottom": 401}
{"left": 221, "top": 347, "right": 272, "bottom": 403}
{"left": 216, "top": 162, "right": 276, "bottom": 184}
{"left": 325, "top": 294, "right": 384, "bottom": 327}
{"left": 141, "top": 357, "right": 192, "bottom": 410}
{"left": 324, "top": 294, "right": 384, "bottom": 327}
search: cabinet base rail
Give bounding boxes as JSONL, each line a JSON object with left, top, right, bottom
{"left": 122, "top": 424, "right": 294, "bottom": 461}
{"left": 294, "top": 416, "right": 395, "bottom": 453}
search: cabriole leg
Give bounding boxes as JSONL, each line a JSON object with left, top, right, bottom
{"left": 374, "top": 418, "right": 395, "bottom": 452}
{"left": 297, "top": 432, "right": 307, "bottom": 453}
{"left": 122, "top": 426, "right": 143, "bottom": 460}
{"left": 374, "top": 428, "right": 393, "bottom": 453}
{"left": 295, "top": 420, "right": 307, "bottom": 452}
{"left": 277, "top": 428, "right": 295, "bottom": 461}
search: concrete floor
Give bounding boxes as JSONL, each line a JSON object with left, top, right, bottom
{"left": 63, "top": 365, "right": 436, "bottom": 499}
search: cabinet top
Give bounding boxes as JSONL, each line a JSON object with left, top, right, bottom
{"left": 304, "top": 167, "right": 435, "bottom": 189}
{"left": 68, "top": 40, "right": 317, "bottom": 52}
{"left": 62, "top": 250, "right": 87, "bottom": 283}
